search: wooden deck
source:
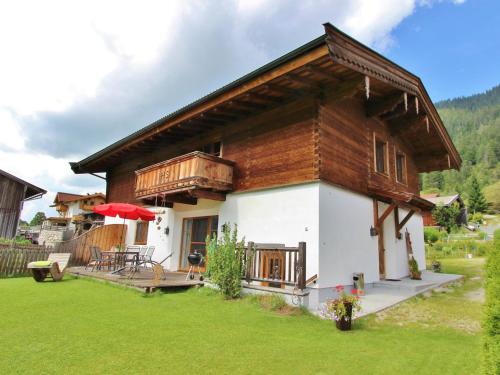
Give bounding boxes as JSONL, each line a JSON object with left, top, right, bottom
{"left": 67, "top": 267, "right": 203, "bottom": 293}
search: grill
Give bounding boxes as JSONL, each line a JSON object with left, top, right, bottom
{"left": 186, "top": 251, "right": 204, "bottom": 281}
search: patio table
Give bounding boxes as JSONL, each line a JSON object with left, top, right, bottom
{"left": 103, "top": 251, "right": 140, "bottom": 274}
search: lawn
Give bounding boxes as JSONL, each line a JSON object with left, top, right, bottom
{"left": 0, "top": 258, "right": 483, "bottom": 375}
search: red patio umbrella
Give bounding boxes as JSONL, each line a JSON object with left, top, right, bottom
{"left": 93, "top": 203, "right": 155, "bottom": 248}
{"left": 93, "top": 203, "right": 155, "bottom": 221}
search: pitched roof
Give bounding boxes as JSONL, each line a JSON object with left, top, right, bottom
{"left": 424, "top": 194, "right": 463, "bottom": 207}
{"left": 0, "top": 169, "right": 46, "bottom": 200}
{"left": 70, "top": 22, "right": 460, "bottom": 174}
{"left": 54, "top": 192, "right": 105, "bottom": 204}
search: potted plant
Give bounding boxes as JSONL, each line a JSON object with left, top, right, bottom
{"left": 431, "top": 257, "right": 441, "bottom": 273}
{"left": 409, "top": 256, "right": 422, "bottom": 280}
{"left": 321, "top": 285, "right": 361, "bottom": 331}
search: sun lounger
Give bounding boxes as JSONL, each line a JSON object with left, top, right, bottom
{"left": 28, "top": 253, "right": 71, "bottom": 282}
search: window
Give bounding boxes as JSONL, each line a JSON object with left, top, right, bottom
{"left": 396, "top": 152, "right": 406, "bottom": 183}
{"left": 179, "top": 216, "right": 218, "bottom": 271}
{"left": 201, "top": 141, "right": 222, "bottom": 157}
{"left": 375, "top": 139, "right": 387, "bottom": 174}
{"left": 135, "top": 221, "right": 149, "bottom": 245}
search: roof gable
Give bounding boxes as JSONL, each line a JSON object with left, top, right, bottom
{"left": 71, "top": 23, "right": 460, "bottom": 175}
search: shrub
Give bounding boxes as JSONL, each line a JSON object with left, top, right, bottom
{"left": 470, "top": 212, "right": 484, "bottom": 224}
{"left": 483, "top": 229, "right": 500, "bottom": 374}
{"left": 205, "top": 224, "right": 247, "bottom": 299}
{"left": 0, "top": 237, "right": 31, "bottom": 245}
{"left": 424, "top": 228, "right": 441, "bottom": 244}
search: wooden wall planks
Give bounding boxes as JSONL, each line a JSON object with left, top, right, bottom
{"left": 318, "top": 96, "right": 420, "bottom": 197}
{"left": 106, "top": 93, "right": 422, "bottom": 205}
{"left": 0, "top": 175, "right": 25, "bottom": 239}
{"left": 107, "top": 98, "right": 317, "bottom": 203}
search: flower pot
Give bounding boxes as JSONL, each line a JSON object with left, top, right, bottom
{"left": 410, "top": 270, "right": 422, "bottom": 280}
{"left": 335, "top": 302, "right": 353, "bottom": 331}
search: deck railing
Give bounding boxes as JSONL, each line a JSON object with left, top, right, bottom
{"left": 243, "top": 242, "right": 306, "bottom": 290}
{"left": 135, "top": 151, "right": 234, "bottom": 199}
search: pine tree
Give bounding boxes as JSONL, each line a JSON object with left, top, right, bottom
{"left": 468, "top": 177, "right": 488, "bottom": 213}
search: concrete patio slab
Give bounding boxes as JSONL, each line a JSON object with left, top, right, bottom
{"left": 309, "top": 271, "right": 463, "bottom": 317}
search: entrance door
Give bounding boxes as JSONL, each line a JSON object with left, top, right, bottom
{"left": 179, "top": 216, "right": 218, "bottom": 272}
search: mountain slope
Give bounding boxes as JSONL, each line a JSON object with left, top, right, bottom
{"left": 421, "top": 84, "right": 500, "bottom": 211}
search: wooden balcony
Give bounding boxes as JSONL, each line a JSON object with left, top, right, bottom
{"left": 80, "top": 204, "right": 96, "bottom": 212}
{"left": 135, "top": 151, "right": 235, "bottom": 203}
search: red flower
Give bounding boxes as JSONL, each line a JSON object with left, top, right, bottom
{"left": 351, "top": 289, "right": 358, "bottom": 295}
{"left": 335, "top": 284, "right": 344, "bottom": 293}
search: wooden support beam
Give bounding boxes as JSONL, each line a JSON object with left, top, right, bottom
{"left": 388, "top": 114, "right": 427, "bottom": 136}
{"left": 189, "top": 190, "right": 226, "bottom": 201}
{"left": 395, "top": 208, "right": 415, "bottom": 239}
{"left": 327, "top": 77, "right": 364, "bottom": 101}
{"left": 245, "top": 91, "right": 282, "bottom": 103}
{"left": 284, "top": 73, "right": 319, "bottom": 88}
{"left": 378, "top": 202, "right": 396, "bottom": 226}
{"left": 394, "top": 206, "right": 400, "bottom": 239}
{"left": 165, "top": 195, "right": 198, "bottom": 205}
{"left": 366, "top": 92, "right": 405, "bottom": 117}
{"left": 305, "top": 66, "right": 341, "bottom": 83}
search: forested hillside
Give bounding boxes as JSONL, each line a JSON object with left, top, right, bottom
{"left": 420, "top": 84, "right": 500, "bottom": 211}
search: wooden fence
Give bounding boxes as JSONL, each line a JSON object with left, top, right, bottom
{"left": 0, "top": 247, "right": 52, "bottom": 278}
{"left": 54, "top": 224, "right": 126, "bottom": 267}
{"left": 0, "top": 224, "right": 126, "bottom": 277}
{"left": 243, "top": 242, "right": 306, "bottom": 290}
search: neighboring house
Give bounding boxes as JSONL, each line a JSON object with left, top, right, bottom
{"left": 70, "top": 23, "right": 460, "bottom": 288}
{"left": 49, "top": 192, "right": 106, "bottom": 234}
{"left": 421, "top": 193, "right": 467, "bottom": 227}
{"left": 0, "top": 169, "right": 46, "bottom": 239}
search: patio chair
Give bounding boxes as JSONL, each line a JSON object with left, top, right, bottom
{"left": 139, "top": 245, "right": 148, "bottom": 261}
{"left": 28, "top": 253, "right": 72, "bottom": 282}
{"left": 86, "top": 246, "right": 110, "bottom": 271}
{"left": 144, "top": 246, "right": 155, "bottom": 263}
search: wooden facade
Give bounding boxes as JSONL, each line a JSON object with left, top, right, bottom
{"left": 0, "top": 170, "right": 46, "bottom": 239}
{"left": 71, "top": 23, "right": 460, "bottom": 213}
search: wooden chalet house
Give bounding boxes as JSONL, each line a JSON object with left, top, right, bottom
{"left": 71, "top": 24, "right": 460, "bottom": 288}
{"left": 0, "top": 169, "right": 46, "bottom": 239}
{"left": 49, "top": 192, "right": 106, "bottom": 230}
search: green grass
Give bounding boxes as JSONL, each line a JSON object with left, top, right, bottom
{"left": 0, "top": 260, "right": 483, "bottom": 375}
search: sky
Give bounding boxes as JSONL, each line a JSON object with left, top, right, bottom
{"left": 0, "top": 0, "right": 498, "bottom": 221}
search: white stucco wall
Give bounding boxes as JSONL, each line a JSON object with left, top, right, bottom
{"left": 318, "top": 183, "right": 379, "bottom": 287}
{"left": 219, "top": 183, "right": 320, "bottom": 282}
{"left": 102, "top": 181, "right": 426, "bottom": 285}
{"left": 382, "top": 204, "right": 425, "bottom": 279}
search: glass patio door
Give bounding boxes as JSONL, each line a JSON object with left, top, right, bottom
{"left": 179, "top": 216, "right": 218, "bottom": 272}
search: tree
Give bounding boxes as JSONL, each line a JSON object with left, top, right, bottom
{"left": 432, "top": 204, "right": 460, "bottom": 233}
{"left": 29, "top": 212, "right": 47, "bottom": 226}
{"left": 468, "top": 177, "right": 488, "bottom": 213}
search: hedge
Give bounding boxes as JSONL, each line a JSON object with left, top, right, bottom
{"left": 483, "top": 229, "right": 500, "bottom": 374}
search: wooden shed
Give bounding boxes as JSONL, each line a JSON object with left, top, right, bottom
{"left": 0, "top": 169, "right": 46, "bottom": 239}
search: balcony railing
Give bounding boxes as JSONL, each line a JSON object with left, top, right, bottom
{"left": 135, "top": 151, "right": 235, "bottom": 199}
